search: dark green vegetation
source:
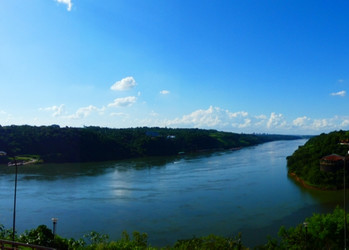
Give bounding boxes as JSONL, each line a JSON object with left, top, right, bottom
{"left": 1, "top": 207, "right": 348, "bottom": 249}
{"left": 287, "top": 130, "right": 349, "bottom": 189}
{"left": 0, "top": 125, "right": 301, "bottom": 163}
{"left": 0, "top": 224, "right": 246, "bottom": 249}
{"left": 259, "top": 207, "right": 348, "bottom": 249}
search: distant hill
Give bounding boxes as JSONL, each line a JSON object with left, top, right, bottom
{"left": 0, "top": 125, "right": 302, "bottom": 163}
{"left": 287, "top": 130, "right": 349, "bottom": 190}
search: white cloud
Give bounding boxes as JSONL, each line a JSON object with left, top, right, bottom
{"left": 166, "top": 106, "right": 252, "bottom": 129}
{"left": 40, "top": 104, "right": 65, "bottom": 117}
{"left": 254, "top": 115, "right": 267, "bottom": 127}
{"left": 108, "top": 96, "right": 137, "bottom": 107}
{"left": 150, "top": 111, "right": 159, "bottom": 117}
{"left": 160, "top": 90, "right": 170, "bottom": 95}
{"left": 228, "top": 111, "right": 248, "bottom": 118}
{"left": 289, "top": 116, "right": 349, "bottom": 132}
{"left": 312, "top": 119, "right": 331, "bottom": 129}
{"left": 255, "top": 114, "right": 267, "bottom": 120}
{"left": 56, "top": 0, "right": 72, "bottom": 11}
{"left": 331, "top": 90, "right": 346, "bottom": 97}
{"left": 293, "top": 116, "right": 310, "bottom": 127}
{"left": 35, "top": 103, "right": 349, "bottom": 134}
{"left": 236, "top": 118, "right": 251, "bottom": 128}
{"left": 168, "top": 106, "right": 224, "bottom": 127}
{"left": 111, "top": 77, "right": 137, "bottom": 91}
{"left": 110, "top": 112, "right": 128, "bottom": 117}
{"left": 267, "top": 112, "right": 287, "bottom": 129}
{"left": 67, "top": 105, "right": 105, "bottom": 119}
{"left": 136, "top": 107, "right": 349, "bottom": 133}
{"left": 341, "top": 120, "right": 349, "bottom": 127}
{"left": 165, "top": 108, "right": 337, "bottom": 133}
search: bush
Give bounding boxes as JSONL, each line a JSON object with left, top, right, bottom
{"left": 19, "top": 225, "right": 54, "bottom": 247}
{"left": 173, "top": 233, "right": 245, "bottom": 249}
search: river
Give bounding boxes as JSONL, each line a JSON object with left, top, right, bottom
{"left": 0, "top": 139, "right": 346, "bottom": 247}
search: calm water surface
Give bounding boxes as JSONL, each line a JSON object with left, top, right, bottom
{"left": 0, "top": 139, "right": 346, "bottom": 247}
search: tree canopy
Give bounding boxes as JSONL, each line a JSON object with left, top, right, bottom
{"left": 287, "top": 130, "right": 349, "bottom": 189}
{"left": 0, "top": 125, "right": 302, "bottom": 163}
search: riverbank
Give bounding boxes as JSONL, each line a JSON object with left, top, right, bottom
{"left": 288, "top": 172, "right": 341, "bottom": 191}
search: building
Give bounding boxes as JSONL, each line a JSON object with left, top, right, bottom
{"left": 320, "top": 154, "right": 345, "bottom": 172}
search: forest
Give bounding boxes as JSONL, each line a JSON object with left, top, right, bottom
{"left": 287, "top": 130, "right": 349, "bottom": 189}
{"left": 0, "top": 125, "right": 302, "bottom": 163}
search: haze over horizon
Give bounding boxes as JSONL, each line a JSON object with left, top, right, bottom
{"left": 1, "top": 0, "right": 349, "bottom": 135}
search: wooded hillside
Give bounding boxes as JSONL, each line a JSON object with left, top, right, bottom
{"left": 287, "top": 130, "right": 349, "bottom": 189}
{"left": 0, "top": 125, "right": 302, "bottom": 163}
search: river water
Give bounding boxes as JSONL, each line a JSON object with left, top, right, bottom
{"left": 0, "top": 139, "right": 346, "bottom": 247}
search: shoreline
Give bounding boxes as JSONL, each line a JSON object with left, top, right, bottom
{"left": 288, "top": 172, "right": 340, "bottom": 191}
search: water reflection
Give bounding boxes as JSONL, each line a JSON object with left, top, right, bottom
{"left": 287, "top": 173, "right": 346, "bottom": 206}
{"left": 0, "top": 155, "right": 185, "bottom": 181}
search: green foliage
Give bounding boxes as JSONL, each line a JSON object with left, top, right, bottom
{"left": 258, "top": 207, "right": 347, "bottom": 250}
{"left": 85, "top": 231, "right": 152, "bottom": 250}
{"left": 19, "top": 225, "right": 55, "bottom": 247}
{"left": 287, "top": 130, "right": 349, "bottom": 189}
{"left": 0, "top": 125, "right": 302, "bottom": 163}
{"left": 173, "top": 233, "right": 245, "bottom": 249}
{"left": 0, "top": 224, "right": 13, "bottom": 240}
{"left": 0, "top": 223, "right": 246, "bottom": 249}
{"left": 83, "top": 231, "right": 109, "bottom": 246}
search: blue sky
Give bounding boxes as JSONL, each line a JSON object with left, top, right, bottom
{"left": 0, "top": 0, "right": 349, "bottom": 135}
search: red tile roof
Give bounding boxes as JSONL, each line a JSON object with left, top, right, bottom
{"left": 321, "top": 154, "right": 344, "bottom": 161}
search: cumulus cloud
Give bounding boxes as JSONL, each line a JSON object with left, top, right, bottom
{"left": 37, "top": 102, "right": 349, "bottom": 134}
{"left": 111, "top": 77, "right": 137, "bottom": 91}
{"left": 40, "top": 104, "right": 65, "bottom": 117}
{"left": 160, "top": 90, "right": 170, "bottom": 95}
{"left": 228, "top": 111, "right": 248, "bottom": 118}
{"left": 163, "top": 107, "right": 348, "bottom": 133}
{"left": 135, "top": 106, "right": 349, "bottom": 133}
{"left": 108, "top": 96, "right": 137, "bottom": 107}
{"left": 235, "top": 118, "right": 251, "bottom": 128}
{"left": 254, "top": 114, "right": 268, "bottom": 127}
{"left": 56, "top": 0, "right": 72, "bottom": 11}
{"left": 67, "top": 105, "right": 105, "bottom": 119}
{"left": 331, "top": 90, "right": 346, "bottom": 97}
{"left": 255, "top": 115, "right": 267, "bottom": 120}
{"left": 293, "top": 116, "right": 310, "bottom": 127}
{"left": 163, "top": 107, "right": 295, "bottom": 132}
{"left": 267, "top": 112, "right": 287, "bottom": 129}
{"left": 167, "top": 106, "right": 225, "bottom": 127}
{"left": 312, "top": 119, "right": 331, "bottom": 129}
{"left": 166, "top": 106, "right": 251, "bottom": 129}
{"left": 341, "top": 120, "right": 349, "bottom": 127}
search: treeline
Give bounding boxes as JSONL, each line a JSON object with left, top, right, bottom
{"left": 287, "top": 130, "right": 349, "bottom": 189}
{"left": 0, "top": 207, "right": 347, "bottom": 249}
{"left": 0, "top": 125, "right": 302, "bottom": 163}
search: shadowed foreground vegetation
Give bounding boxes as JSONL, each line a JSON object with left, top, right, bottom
{"left": 0, "top": 125, "right": 302, "bottom": 163}
{"left": 1, "top": 207, "right": 347, "bottom": 249}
